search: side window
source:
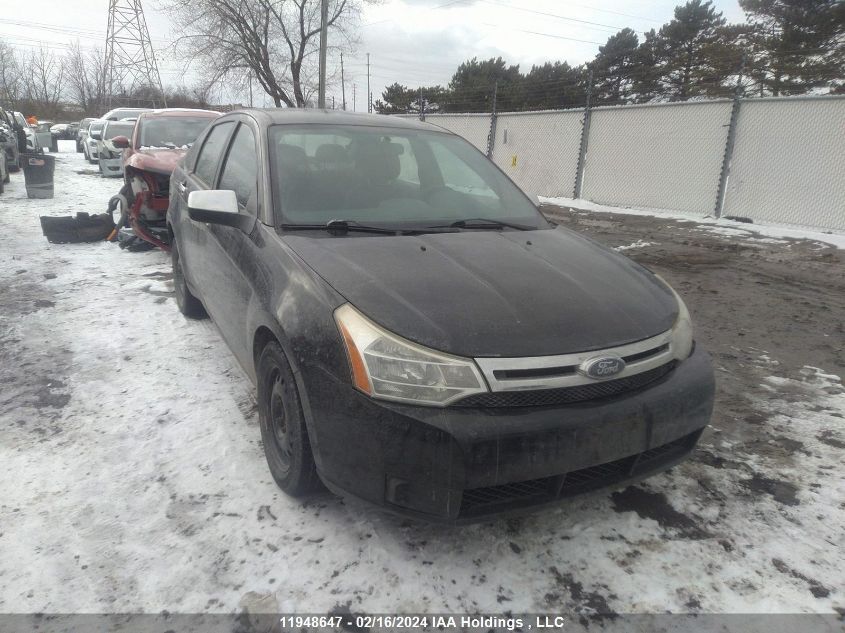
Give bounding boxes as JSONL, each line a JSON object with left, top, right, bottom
{"left": 218, "top": 124, "right": 258, "bottom": 215}
{"left": 194, "top": 121, "right": 234, "bottom": 185}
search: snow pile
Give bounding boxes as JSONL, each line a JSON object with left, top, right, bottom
{"left": 541, "top": 196, "right": 845, "bottom": 250}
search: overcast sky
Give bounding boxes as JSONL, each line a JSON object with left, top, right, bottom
{"left": 2, "top": 0, "right": 747, "bottom": 111}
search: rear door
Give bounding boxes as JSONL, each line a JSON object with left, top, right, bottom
{"left": 174, "top": 120, "right": 236, "bottom": 294}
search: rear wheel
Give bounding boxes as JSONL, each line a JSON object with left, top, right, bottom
{"left": 171, "top": 238, "right": 207, "bottom": 319}
{"left": 257, "top": 342, "right": 321, "bottom": 496}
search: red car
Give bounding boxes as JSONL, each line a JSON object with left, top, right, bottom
{"left": 112, "top": 108, "right": 220, "bottom": 249}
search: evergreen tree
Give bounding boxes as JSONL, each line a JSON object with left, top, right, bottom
{"left": 739, "top": 0, "right": 845, "bottom": 95}
{"left": 654, "top": 0, "right": 738, "bottom": 100}
{"left": 632, "top": 29, "right": 664, "bottom": 102}
{"left": 592, "top": 28, "right": 640, "bottom": 105}
{"left": 519, "top": 61, "right": 582, "bottom": 110}
{"left": 374, "top": 83, "right": 448, "bottom": 114}
{"left": 446, "top": 57, "right": 522, "bottom": 112}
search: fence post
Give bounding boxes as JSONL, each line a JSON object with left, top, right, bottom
{"left": 419, "top": 87, "right": 425, "bottom": 122}
{"left": 573, "top": 69, "right": 594, "bottom": 199}
{"left": 714, "top": 55, "right": 746, "bottom": 218}
{"left": 486, "top": 81, "right": 498, "bottom": 158}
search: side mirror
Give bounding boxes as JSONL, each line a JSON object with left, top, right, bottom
{"left": 91, "top": 133, "right": 102, "bottom": 140}
{"left": 111, "top": 135, "right": 130, "bottom": 149}
{"left": 188, "top": 190, "right": 254, "bottom": 232}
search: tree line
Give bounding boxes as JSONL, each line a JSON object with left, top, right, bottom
{"left": 376, "top": 0, "right": 845, "bottom": 114}
{"left": 0, "top": 39, "right": 214, "bottom": 120}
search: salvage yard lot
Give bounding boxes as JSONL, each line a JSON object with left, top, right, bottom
{"left": 0, "top": 142, "right": 843, "bottom": 616}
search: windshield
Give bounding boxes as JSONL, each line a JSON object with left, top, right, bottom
{"left": 268, "top": 124, "right": 546, "bottom": 229}
{"left": 104, "top": 121, "right": 134, "bottom": 140}
{"left": 138, "top": 116, "right": 212, "bottom": 149}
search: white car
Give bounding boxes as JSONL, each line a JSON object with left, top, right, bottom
{"left": 84, "top": 120, "right": 106, "bottom": 164}
{"left": 98, "top": 119, "right": 135, "bottom": 178}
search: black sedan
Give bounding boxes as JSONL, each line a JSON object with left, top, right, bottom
{"left": 167, "top": 109, "right": 714, "bottom": 522}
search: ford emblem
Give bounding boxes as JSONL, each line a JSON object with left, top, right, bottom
{"left": 580, "top": 356, "right": 626, "bottom": 380}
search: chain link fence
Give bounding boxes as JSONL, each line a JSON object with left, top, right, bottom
{"left": 582, "top": 101, "right": 733, "bottom": 216}
{"left": 490, "top": 110, "right": 584, "bottom": 198}
{"left": 724, "top": 96, "right": 845, "bottom": 231}
{"left": 396, "top": 94, "right": 845, "bottom": 232}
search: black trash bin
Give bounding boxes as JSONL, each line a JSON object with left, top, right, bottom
{"left": 50, "top": 134, "right": 59, "bottom": 153}
{"left": 22, "top": 153, "right": 56, "bottom": 199}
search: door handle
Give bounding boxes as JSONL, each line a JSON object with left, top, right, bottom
{"left": 176, "top": 181, "right": 186, "bottom": 194}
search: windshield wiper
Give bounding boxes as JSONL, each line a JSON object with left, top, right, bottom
{"left": 430, "top": 218, "right": 535, "bottom": 231}
{"left": 281, "top": 219, "right": 401, "bottom": 236}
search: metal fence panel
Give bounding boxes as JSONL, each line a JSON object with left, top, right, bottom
{"left": 415, "top": 113, "right": 492, "bottom": 152}
{"left": 490, "top": 110, "right": 583, "bottom": 197}
{"left": 581, "top": 101, "right": 732, "bottom": 216}
{"left": 722, "top": 96, "right": 845, "bottom": 231}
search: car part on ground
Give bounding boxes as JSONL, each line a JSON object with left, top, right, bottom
{"left": 39, "top": 212, "right": 115, "bottom": 243}
{"left": 167, "top": 109, "right": 716, "bottom": 522}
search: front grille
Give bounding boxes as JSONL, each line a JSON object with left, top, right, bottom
{"left": 461, "top": 477, "right": 557, "bottom": 512}
{"left": 456, "top": 361, "right": 676, "bottom": 408}
{"left": 458, "top": 429, "right": 701, "bottom": 517}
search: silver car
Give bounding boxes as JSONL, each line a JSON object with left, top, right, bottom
{"left": 98, "top": 119, "right": 136, "bottom": 177}
{"left": 84, "top": 120, "right": 105, "bottom": 163}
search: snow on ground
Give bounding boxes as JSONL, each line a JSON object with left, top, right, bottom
{"left": 540, "top": 196, "right": 845, "bottom": 250}
{"left": 0, "top": 143, "right": 843, "bottom": 618}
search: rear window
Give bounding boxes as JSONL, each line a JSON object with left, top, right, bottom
{"left": 138, "top": 116, "right": 214, "bottom": 149}
{"left": 104, "top": 122, "right": 135, "bottom": 140}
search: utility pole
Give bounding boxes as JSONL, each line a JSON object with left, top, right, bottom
{"left": 340, "top": 52, "right": 346, "bottom": 110}
{"left": 353, "top": 83, "right": 356, "bottom": 112}
{"left": 248, "top": 71, "right": 253, "bottom": 108}
{"left": 317, "top": 0, "right": 328, "bottom": 108}
{"left": 366, "top": 53, "right": 371, "bottom": 113}
{"left": 332, "top": 96, "right": 335, "bottom": 109}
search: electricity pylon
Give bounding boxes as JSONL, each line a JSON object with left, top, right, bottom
{"left": 104, "top": 0, "right": 166, "bottom": 108}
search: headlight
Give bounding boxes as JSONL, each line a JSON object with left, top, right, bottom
{"left": 334, "top": 303, "right": 487, "bottom": 406}
{"left": 656, "top": 276, "right": 694, "bottom": 360}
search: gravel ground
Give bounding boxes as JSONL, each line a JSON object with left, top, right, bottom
{"left": 0, "top": 143, "right": 843, "bottom": 621}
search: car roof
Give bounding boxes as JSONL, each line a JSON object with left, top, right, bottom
{"left": 228, "top": 108, "right": 450, "bottom": 133}
{"left": 139, "top": 108, "right": 221, "bottom": 119}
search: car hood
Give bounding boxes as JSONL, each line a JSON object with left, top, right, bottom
{"left": 283, "top": 226, "right": 678, "bottom": 358}
{"left": 125, "top": 148, "right": 185, "bottom": 175}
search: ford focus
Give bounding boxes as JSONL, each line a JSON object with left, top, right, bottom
{"left": 166, "top": 109, "right": 715, "bottom": 522}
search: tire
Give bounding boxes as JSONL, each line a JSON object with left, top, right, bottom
{"left": 76, "top": 141, "right": 82, "bottom": 153}
{"left": 2, "top": 169, "right": 8, "bottom": 184}
{"left": 171, "top": 239, "right": 207, "bottom": 319}
{"left": 0, "top": 176, "right": 4, "bottom": 194}
{"left": 257, "top": 341, "right": 322, "bottom": 496}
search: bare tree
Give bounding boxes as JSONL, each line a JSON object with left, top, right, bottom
{"left": 0, "top": 38, "right": 22, "bottom": 109}
{"left": 161, "top": 0, "right": 362, "bottom": 107}
{"left": 65, "top": 41, "right": 108, "bottom": 116}
{"left": 21, "top": 46, "right": 66, "bottom": 117}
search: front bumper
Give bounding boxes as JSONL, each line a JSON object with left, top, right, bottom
{"left": 305, "top": 345, "right": 715, "bottom": 522}
{"left": 100, "top": 156, "right": 123, "bottom": 176}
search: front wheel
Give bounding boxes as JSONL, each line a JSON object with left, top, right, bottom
{"left": 257, "top": 342, "right": 322, "bottom": 496}
{"left": 171, "top": 238, "right": 207, "bottom": 319}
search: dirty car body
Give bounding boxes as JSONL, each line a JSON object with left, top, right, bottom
{"left": 167, "top": 109, "right": 715, "bottom": 522}
{"left": 120, "top": 109, "right": 220, "bottom": 249}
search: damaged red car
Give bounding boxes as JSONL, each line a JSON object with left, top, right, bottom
{"left": 113, "top": 108, "right": 220, "bottom": 249}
